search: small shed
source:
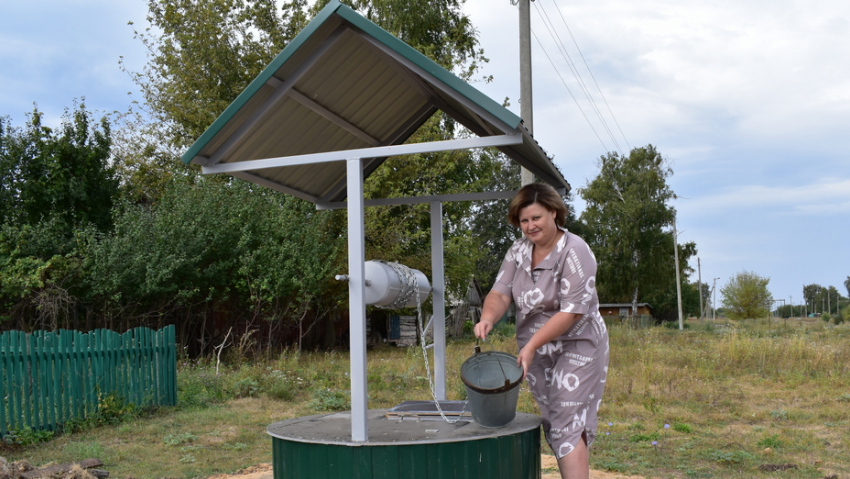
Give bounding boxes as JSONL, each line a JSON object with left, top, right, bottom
{"left": 599, "top": 302, "right": 654, "bottom": 318}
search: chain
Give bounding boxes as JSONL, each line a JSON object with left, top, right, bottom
{"left": 381, "top": 261, "right": 417, "bottom": 310}
{"left": 414, "top": 275, "right": 468, "bottom": 424}
{"left": 377, "top": 261, "right": 468, "bottom": 423}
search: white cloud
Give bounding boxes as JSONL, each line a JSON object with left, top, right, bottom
{"left": 682, "top": 177, "right": 850, "bottom": 217}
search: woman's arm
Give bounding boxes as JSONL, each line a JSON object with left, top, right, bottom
{"left": 516, "top": 311, "right": 582, "bottom": 377}
{"left": 473, "top": 290, "right": 512, "bottom": 339}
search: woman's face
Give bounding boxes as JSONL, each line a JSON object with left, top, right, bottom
{"left": 518, "top": 203, "right": 558, "bottom": 246}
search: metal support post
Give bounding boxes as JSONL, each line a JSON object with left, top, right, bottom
{"left": 346, "top": 158, "right": 368, "bottom": 442}
{"left": 430, "top": 201, "right": 447, "bottom": 400}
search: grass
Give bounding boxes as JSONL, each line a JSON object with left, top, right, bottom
{"left": 3, "top": 317, "right": 850, "bottom": 478}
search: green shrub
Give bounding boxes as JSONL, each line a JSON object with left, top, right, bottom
{"left": 492, "top": 320, "right": 516, "bottom": 338}
{"left": 308, "top": 388, "right": 350, "bottom": 411}
{"left": 97, "top": 393, "right": 138, "bottom": 425}
{"left": 833, "top": 309, "right": 845, "bottom": 325}
{"left": 266, "top": 381, "right": 295, "bottom": 401}
{"left": 3, "top": 426, "right": 54, "bottom": 446}
{"left": 230, "top": 376, "right": 262, "bottom": 398}
{"left": 177, "top": 366, "right": 227, "bottom": 408}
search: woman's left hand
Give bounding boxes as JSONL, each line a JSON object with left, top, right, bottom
{"left": 517, "top": 344, "right": 535, "bottom": 380}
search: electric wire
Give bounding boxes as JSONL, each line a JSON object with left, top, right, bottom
{"left": 533, "top": 0, "right": 624, "bottom": 156}
{"left": 547, "top": 0, "right": 632, "bottom": 151}
{"left": 530, "top": 28, "right": 611, "bottom": 153}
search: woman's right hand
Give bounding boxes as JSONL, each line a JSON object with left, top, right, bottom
{"left": 473, "top": 320, "right": 493, "bottom": 339}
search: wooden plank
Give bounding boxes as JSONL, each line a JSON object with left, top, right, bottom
{"left": 19, "top": 458, "right": 104, "bottom": 479}
{"left": 0, "top": 332, "right": 8, "bottom": 436}
{"left": 34, "top": 332, "right": 46, "bottom": 431}
{"left": 46, "top": 331, "right": 57, "bottom": 430}
{"left": 166, "top": 325, "right": 177, "bottom": 405}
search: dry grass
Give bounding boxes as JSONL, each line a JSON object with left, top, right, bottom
{"left": 4, "top": 318, "right": 849, "bottom": 478}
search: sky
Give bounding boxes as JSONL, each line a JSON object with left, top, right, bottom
{"left": 1, "top": 0, "right": 848, "bottom": 312}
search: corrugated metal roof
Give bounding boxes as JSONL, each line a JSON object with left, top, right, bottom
{"left": 182, "top": 0, "right": 569, "bottom": 204}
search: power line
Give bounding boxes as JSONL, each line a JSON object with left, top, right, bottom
{"left": 530, "top": 28, "right": 611, "bottom": 153}
{"left": 527, "top": 0, "right": 632, "bottom": 156}
{"left": 533, "top": 0, "right": 623, "bottom": 155}
{"left": 546, "top": 0, "right": 632, "bottom": 151}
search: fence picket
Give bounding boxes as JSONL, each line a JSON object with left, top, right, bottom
{"left": 0, "top": 326, "right": 175, "bottom": 438}
{"left": 0, "top": 332, "right": 8, "bottom": 436}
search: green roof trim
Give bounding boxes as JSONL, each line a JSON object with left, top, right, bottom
{"left": 181, "top": 0, "right": 344, "bottom": 164}
{"left": 182, "top": 0, "right": 523, "bottom": 165}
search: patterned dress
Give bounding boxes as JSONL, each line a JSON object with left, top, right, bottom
{"left": 491, "top": 226, "right": 609, "bottom": 458}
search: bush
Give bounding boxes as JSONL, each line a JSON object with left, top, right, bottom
{"left": 834, "top": 308, "right": 846, "bottom": 325}
{"left": 230, "top": 377, "right": 262, "bottom": 398}
{"left": 177, "top": 366, "right": 227, "bottom": 408}
{"left": 308, "top": 389, "right": 349, "bottom": 411}
{"left": 267, "top": 381, "right": 296, "bottom": 401}
{"left": 2, "top": 426, "right": 54, "bottom": 446}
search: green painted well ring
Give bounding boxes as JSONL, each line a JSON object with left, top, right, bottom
{"left": 268, "top": 410, "right": 542, "bottom": 479}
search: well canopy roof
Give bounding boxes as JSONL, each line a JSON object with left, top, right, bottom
{"left": 182, "top": 0, "right": 569, "bottom": 206}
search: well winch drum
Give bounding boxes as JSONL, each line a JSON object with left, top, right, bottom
{"left": 460, "top": 345, "right": 523, "bottom": 428}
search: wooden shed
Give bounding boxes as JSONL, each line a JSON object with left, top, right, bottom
{"left": 599, "top": 303, "right": 654, "bottom": 318}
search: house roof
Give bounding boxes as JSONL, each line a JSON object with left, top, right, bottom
{"left": 599, "top": 303, "right": 654, "bottom": 310}
{"left": 181, "top": 0, "right": 569, "bottom": 207}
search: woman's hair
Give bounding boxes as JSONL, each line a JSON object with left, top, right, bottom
{"left": 507, "top": 183, "right": 568, "bottom": 228}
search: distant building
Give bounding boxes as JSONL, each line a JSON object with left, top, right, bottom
{"left": 599, "top": 303, "right": 653, "bottom": 318}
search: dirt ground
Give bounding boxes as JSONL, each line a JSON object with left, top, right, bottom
{"left": 206, "top": 457, "right": 643, "bottom": 479}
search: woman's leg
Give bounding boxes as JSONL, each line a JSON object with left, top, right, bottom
{"left": 557, "top": 434, "right": 589, "bottom": 479}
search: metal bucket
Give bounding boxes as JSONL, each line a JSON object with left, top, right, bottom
{"left": 460, "top": 345, "right": 523, "bottom": 428}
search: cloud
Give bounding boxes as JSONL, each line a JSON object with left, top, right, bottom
{"left": 681, "top": 177, "right": 850, "bottom": 217}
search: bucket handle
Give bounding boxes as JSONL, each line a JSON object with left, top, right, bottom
{"left": 474, "top": 337, "right": 511, "bottom": 388}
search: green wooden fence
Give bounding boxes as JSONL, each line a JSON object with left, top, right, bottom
{"left": 0, "top": 326, "right": 176, "bottom": 437}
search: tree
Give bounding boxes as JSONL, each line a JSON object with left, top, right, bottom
{"left": 640, "top": 240, "right": 697, "bottom": 321}
{"left": 579, "top": 145, "right": 681, "bottom": 316}
{"left": 1, "top": 104, "right": 118, "bottom": 327}
{"left": 127, "top": 0, "right": 310, "bottom": 146}
{"left": 845, "top": 276, "right": 850, "bottom": 297}
{"left": 721, "top": 271, "right": 772, "bottom": 320}
{"left": 1, "top": 104, "right": 118, "bottom": 234}
{"left": 81, "top": 176, "right": 344, "bottom": 353}
{"left": 803, "top": 283, "right": 844, "bottom": 315}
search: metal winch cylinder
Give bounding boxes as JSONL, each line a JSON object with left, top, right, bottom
{"left": 364, "top": 261, "right": 431, "bottom": 308}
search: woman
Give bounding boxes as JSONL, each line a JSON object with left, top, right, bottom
{"left": 474, "top": 183, "right": 609, "bottom": 479}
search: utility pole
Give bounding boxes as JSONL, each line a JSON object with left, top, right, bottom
{"left": 673, "top": 220, "right": 684, "bottom": 330}
{"left": 519, "top": 0, "right": 534, "bottom": 186}
{"left": 713, "top": 278, "right": 719, "bottom": 321}
{"left": 697, "top": 258, "right": 703, "bottom": 321}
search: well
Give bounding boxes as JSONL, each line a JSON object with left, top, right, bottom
{"left": 267, "top": 410, "right": 541, "bottom": 479}
{"left": 182, "top": 1, "right": 572, "bottom": 477}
